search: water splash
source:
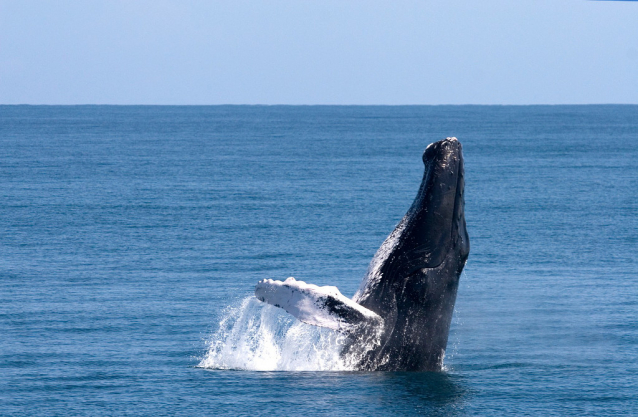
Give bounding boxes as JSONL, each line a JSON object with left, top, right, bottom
{"left": 199, "top": 297, "right": 352, "bottom": 371}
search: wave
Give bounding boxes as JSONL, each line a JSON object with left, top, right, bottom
{"left": 198, "top": 297, "right": 351, "bottom": 371}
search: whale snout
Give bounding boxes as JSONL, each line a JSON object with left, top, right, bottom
{"left": 422, "top": 137, "right": 461, "bottom": 166}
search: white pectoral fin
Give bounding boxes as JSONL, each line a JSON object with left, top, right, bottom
{"left": 254, "top": 277, "right": 383, "bottom": 332}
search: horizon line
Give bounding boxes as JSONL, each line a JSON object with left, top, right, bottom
{"left": 2, "top": 103, "right": 638, "bottom": 107}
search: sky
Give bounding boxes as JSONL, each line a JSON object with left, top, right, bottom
{"left": 0, "top": 0, "right": 636, "bottom": 105}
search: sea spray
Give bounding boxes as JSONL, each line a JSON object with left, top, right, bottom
{"left": 199, "top": 297, "right": 350, "bottom": 371}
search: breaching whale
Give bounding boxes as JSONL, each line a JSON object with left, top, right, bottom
{"left": 255, "top": 137, "right": 469, "bottom": 371}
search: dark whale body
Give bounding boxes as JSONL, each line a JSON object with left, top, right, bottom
{"left": 255, "top": 137, "right": 469, "bottom": 371}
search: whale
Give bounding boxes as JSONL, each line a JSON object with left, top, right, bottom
{"left": 255, "top": 137, "right": 469, "bottom": 371}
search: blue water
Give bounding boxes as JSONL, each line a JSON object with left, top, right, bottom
{"left": 1, "top": 105, "right": 636, "bottom": 415}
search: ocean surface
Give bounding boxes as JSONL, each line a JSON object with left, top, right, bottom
{"left": 1, "top": 105, "right": 636, "bottom": 415}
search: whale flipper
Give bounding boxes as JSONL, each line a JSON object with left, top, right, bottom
{"left": 255, "top": 277, "right": 383, "bottom": 333}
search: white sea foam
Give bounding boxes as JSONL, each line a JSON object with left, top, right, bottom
{"left": 198, "top": 297, "right": 351, "bottom": 371}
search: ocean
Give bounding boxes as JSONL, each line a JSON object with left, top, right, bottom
{"left": 1, "top": 105, "right": 636, "bottom": 415}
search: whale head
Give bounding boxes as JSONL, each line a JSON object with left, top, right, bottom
{"left": 406, "top": 136, "right": 469, "bottom": 270}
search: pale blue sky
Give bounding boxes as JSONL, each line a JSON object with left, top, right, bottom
{"left": 0, "top": 0, "right": 636, "bottom": 104}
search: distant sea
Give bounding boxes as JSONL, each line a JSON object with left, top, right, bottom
{"left": 1, "top": 105, "right": 636, "bottom": 415}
